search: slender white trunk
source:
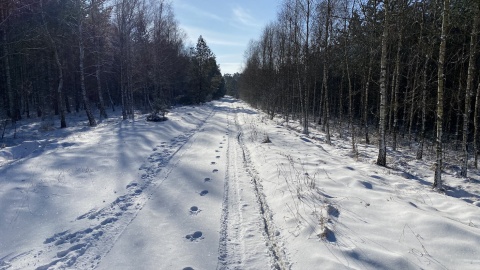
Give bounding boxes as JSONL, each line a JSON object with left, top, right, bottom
{"left": 434, "top": 0, "right": 450, "bottom": 190}
{"left": 377, "top": 0, "right": 389, "bottom": 166}
{"left": 461, "top": 3, "right": 479, "bottom": 177}
{"left": 78, "top": 21, "right": 97, "bottom": 127}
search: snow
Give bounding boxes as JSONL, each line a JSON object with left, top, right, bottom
{"left": 1, "top": 97, "right": 479, "bottom": 270}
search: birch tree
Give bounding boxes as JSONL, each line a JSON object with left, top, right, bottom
{"left": 434, "top": 0, "right": 450, "bottom": 190}
{"left": 377, "top": 0, "right": 389, "bottom": 166}
{"left": 74, "top": 0, "right": 97, "bottom": 127}
{"left": 321, "top": 0, "right": 332, "bottom": 144}
{"left": 460, "top": 3, "right": 479, "bottom": 177}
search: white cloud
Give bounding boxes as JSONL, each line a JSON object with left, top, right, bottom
{"left": 232, "top": 6, "right": 261, "bottom": 28}
{"left": 181, "top": 25, "right": 244, "bottom": 47}
{"left": 208, "top": 39, "right": 244, "bottom": 47}
{"left": 175, "top": 1, "right": 224, "bottom": 22}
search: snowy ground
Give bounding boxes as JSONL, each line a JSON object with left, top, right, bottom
{"left": 0, "top": 97, "right": 479, "bottom": 270}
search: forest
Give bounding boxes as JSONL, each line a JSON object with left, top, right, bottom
{"left": 0, "top": 0, "right": 224, "bottom": 127}
{"left": 2, "top": 0, "right": 480, "bottom": 191}
{"left": 237, "top": 0, "right": 480, "bottom": 189}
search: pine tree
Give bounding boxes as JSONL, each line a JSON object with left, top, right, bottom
{"left": 189, "top": 36, "right": 222, "bottom": 103}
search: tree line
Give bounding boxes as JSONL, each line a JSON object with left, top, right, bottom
{"left": 0, "top": 0, "right": 224, "bottom": 127}
{"left": 238, "top": 0, "right": 480, "bottom": 189}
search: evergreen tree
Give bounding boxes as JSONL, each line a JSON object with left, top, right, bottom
{"left": 189, "top": 35, "right": 223, "bottom": 103}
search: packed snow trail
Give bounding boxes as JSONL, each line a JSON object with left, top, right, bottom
{"left": 97, "top": 99, "right": 274, "bottom": 269}
{"left": 217, "top": 102, "right": 273, "bottom": 269}
{"left": 0, "top": 98, "right": 281, "bottom": 270}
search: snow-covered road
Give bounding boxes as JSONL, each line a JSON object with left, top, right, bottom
{"left": 1, "top": 97, "right": 480, "bottom": 270}
{"left": 96, "top": 98, "right": 271, "bottom": 269}
{"left": 0, "top": 98, "right": 279, "bottom": 270}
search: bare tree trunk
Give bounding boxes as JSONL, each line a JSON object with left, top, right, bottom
{"left": 346, "top": 36, "right": 356, "bottom": 155}
{"left": 402, "top": 60, "right": 411, "bottom": 138}
{"left": 302, "top": 0, "right": 311, "bottom": 136}
{"left": 475, "top": 80, "right": 480, "bottom": 168}
{"left": 91, "top": 0, "right": 108, "bottom": 120}
{"left": 461, "top": 3, "right": 479, "bottom": 177}
{"left": 2, "top": 10, "right": 17, "bottom": 122}
{"left": 455, "top": 71, "right": 464, "bottom": 151}
{"left": 343, "top": 0, "right": 356, "bottom": 155}
{"left": 116, "top": 0, "right": 135, "bottom": 120}
{"left": 434, "top": 0, "right": 450, "bottom": 190}
{"left": 106, "top": 82, "right": 115, "bottom": 111}
{"left": 53, "top": 47, "right": 67, "bottom": 128}
{"left": 417, "top": 53, "right": 430, "bottom": 160}
{"left": 78, "top": 21, "right": 97, "bottom": 127}
{"left": 95, "top": 55, "right": 107, "bottom": 119}
{"left": 392, "top": 30, "right": 403, "bottom": 151}
{"left": 121, "top": 56, "right": 127, "bottom": 120}
{"left": 408, "top": 58, "right": 419, "bottom": 140}
{"left": 364, "top": 56, "right": 372, "bottom": 144}
{"left": 377, "top": 0, "right": 389, "bottom": 167}
{"left": 323, "top": 0, "right": 331, "bottom": 145}
{"left": 40, "top": 0, "right": 66, "bottom": 128}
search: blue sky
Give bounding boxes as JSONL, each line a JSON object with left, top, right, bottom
{"left": 172, "top": 0, "right": 280, "bottom": 75}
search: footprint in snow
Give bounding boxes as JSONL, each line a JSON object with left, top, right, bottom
{"left": 212, "top": 169, "right": 218, "bottom": 173}
{"left": 211, "top": 161, "right": 216, "bottom": 165}
{"left": 204, "top": 177, "right": 211, "bottom": 182}
{"left": 126, "top": 182, "right": 138, "bottom": 189}
{"left": 216, "top": 156, "right": 220, "bottom": 159}
{"left": 183, "top": 268, "right": 194, "bottom": 270}
{"left": 199, "top": 190, "right": 208, "bottom": 196}
{"left": 219, "top": 146, "right": 223, "bottom": 149}
{"left": 215, "top": 150, "right": 220, "bottom": 153}
{"left": 189, "top": 206, "right": 201, "bottom": 215}
{"left": 185, "top": 231, "right": 203, "bottom": 241}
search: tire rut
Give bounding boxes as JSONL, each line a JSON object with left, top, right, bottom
{"left": 234, "top": 113, "right": 290, "bottom": 270}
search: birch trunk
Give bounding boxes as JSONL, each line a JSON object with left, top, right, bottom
{"left": 377, "top": 0, "right": 389, "bottom": 166}
{"left": 460, "top": 3, "right": 479, "bottom": 177}
{"left": 434, "top": 0, "right": 450, "bottom": 190}
{"left": 392, "top": 31, "right": 403, "bottom": 151}
{"left": 78, "top": 21, "right": 97, "bottom": 127}
{"left": 323, "top": 0, "right": 331, "bottom": 145}
{"left": 475, "top": 81, "right": 480, "bottom": 168}
{"left": 417, "top": 53, "right": 429, "bottom": 160}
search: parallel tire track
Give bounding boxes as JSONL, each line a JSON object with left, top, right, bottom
{"left": 234, "top": 113, "right": 290, "bottom": 270}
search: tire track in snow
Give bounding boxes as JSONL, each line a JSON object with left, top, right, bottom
{"left": 217, "top": 101, "right": 288, "bottom": 270}
{"left": 5, "top": 108, "right": 216, "bottom": 270}
{"left": 217, "top": 106, "right": 243, "bottom": 269}
{"left": 234, "top": 112, "right": 291, "bottom": 270}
